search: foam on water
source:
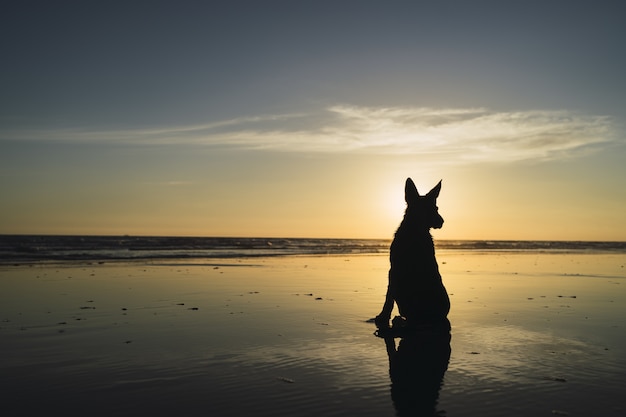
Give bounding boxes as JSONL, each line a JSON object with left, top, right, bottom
{"left": 2, "top": 235, "right": 625, "bottom": 264}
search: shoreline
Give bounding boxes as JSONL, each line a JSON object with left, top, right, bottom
{"left": 2, "top": 235, "right": 625, "bottom": 266}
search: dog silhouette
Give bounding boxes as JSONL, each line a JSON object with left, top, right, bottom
{"left": 375, "top": 178, "right": 450, "bottom": 329}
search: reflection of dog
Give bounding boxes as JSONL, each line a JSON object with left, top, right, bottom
{"left": 382, "top": 324, "right": 451, "bottom": 416}
{"left": 375, "top": 178, "right": 450, "bottom": 329}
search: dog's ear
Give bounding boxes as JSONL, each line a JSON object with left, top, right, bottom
{"left": 426, "top": 180, "right": 442, "bottom": 199}
{"left": 405, "top": 178, "right": 420, "bottom": 205}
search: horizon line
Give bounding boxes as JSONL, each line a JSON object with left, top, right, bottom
{"left": 1, "top": 233, "right": 624, "bottom": 243}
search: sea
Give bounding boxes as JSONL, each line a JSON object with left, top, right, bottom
{"left": 1, "top": 235, "right": 625, "bottom": 264}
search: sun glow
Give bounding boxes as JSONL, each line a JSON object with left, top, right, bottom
{"left": 374, "top": 181, "right": 407, "bottom": 233}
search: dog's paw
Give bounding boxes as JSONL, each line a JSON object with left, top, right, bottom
{"left": 391, "top": 315, "right": 408, "bottom": 328}
{"left": 374, "top": 315, "right": 391, "bottom": 329}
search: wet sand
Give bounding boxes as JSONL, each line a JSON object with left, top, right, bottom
{"left": 1, "top": 252, "right": 625, "bottom": 416}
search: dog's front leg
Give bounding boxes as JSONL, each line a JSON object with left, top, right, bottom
{"left": 375, "top": 271, "right": 395, "bottom": 328}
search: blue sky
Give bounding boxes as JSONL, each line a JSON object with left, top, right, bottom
{"left": 1, "top": 1, "right": 625, "bottom": 239}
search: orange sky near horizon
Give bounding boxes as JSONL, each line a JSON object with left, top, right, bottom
{"left": 2, "top": 144, "right": 624, "bottom": 241}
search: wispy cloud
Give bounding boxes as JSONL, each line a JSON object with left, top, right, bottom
{"left": 2, "top": 105, "right": 615, "bottom": 163}
{"left": 141, "top": 181, "right": 194, "bottom": 187}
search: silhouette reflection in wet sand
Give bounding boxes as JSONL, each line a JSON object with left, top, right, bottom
{"left": 377, "top": 319, "right": 451, "bottom": 416}
{"left": 376, "top": 317, "right": 451, "bottom": 416}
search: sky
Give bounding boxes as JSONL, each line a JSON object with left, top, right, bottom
{"left": 1, "top": 1, "right": 625, "bottom": 240}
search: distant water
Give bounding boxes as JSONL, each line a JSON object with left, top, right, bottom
{"left": 1, "top": 235, "right": 625, "bottom": 264}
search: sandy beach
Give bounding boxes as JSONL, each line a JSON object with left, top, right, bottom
{"left": 1, "top": 252, "right": 625, "bottom": 416}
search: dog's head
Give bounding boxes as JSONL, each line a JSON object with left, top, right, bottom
{"left": 403, "top": 178, "right": 444, "bottom": 230}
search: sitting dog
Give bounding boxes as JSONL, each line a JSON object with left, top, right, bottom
{"left": 375, "top": 178, "right": 450, "bottom": 329}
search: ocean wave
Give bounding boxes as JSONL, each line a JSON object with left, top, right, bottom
{"left": 1, "top": 235, "right": 624, "bottom": 264}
